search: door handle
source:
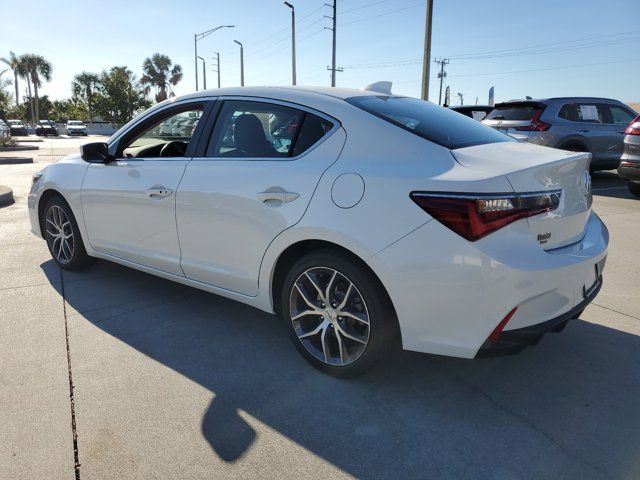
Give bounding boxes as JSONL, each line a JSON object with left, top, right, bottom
{"left": 146, "top": 187, "right": 173, "bottom": 198}
{"left": 257, "top": 190, "right": 300, "bottom": 204}
{"left": 579, "top": 129, "right": 590, "bottom": 133}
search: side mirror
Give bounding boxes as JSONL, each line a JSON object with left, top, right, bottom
{"left": 80, "top": 142, "right": 113, "bottom": 163}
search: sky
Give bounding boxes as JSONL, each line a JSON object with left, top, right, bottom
{"left": 1, "top": 0, "right": 639, "bottom": 105}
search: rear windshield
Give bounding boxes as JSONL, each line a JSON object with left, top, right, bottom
{"left": 345, "top": 95, "right": 512, "bottom": 150}
{"left": 485, "top": 103, "right": 541, "bottom": 121}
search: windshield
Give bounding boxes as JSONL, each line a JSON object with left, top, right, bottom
{"left": 68, "top": 121, "right": 84, "bottom": 125}
{"left": 345, "top": 95, "right": 512, "bottom": 150}
{"left": 485, "top": 103, "right": 542, "bottom": 121}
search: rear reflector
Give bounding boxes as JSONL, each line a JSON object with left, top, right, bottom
{"left": 515, "top": 109, "right": 551, "bottom": 132}
{"left": 488, "top": 307, "right": 518, "bottom": 344}
{"left": 410, "top": 190, "right": 561, "bottom": 241}
{"left": 625, "top": 116, "right": 640, "bottom": 135}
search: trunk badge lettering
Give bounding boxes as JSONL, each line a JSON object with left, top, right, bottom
{"left": 537, "top": 233, "right": 552, "bottom": 244}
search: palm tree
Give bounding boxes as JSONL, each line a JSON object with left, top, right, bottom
{"left": 140, "top": 53, "right": 183, "bottom": 103}
{"left": 72, "top": 72, "right": 100, "bottom": 122}
{"left": 20, "top": 54, "right": 52, "bottom": 122}
{"left": 1, "top": 51, "right": 21, "bottom": 107}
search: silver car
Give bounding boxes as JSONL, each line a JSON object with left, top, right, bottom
{"left": 483, "top": 97, "right": 637, "bottom": 170}
{"left": 618, "top": 114, "right": 640, "bottom": 197}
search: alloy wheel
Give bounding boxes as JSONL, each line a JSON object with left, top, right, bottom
{"left": 289, "top": 267, "right": 370, "bottom": 366}
{"left": 45, "top": 205, "right": 75, "bottom": 264}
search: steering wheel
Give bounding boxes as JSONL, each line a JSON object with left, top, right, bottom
{"left": 159, "top": 141, "right": 188, "bottom": 158}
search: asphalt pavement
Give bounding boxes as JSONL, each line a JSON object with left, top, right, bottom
{"left": 1, "top": 137, "right": 639, "bottom": 479}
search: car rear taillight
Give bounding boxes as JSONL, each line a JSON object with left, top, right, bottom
{"left": 625, "top": 116, "right": 640, "bottom": 135}
{"left": 515, "top": 109, "right": 551, "bottom": 132}
{"left": 410, "top": 190, "right": 562, "bottom": 241}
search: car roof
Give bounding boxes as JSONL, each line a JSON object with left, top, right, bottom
{"left": 498, "top": 97, "right": 624, "bottom": 104}
{"left": 173, "top": 85, "right": 389, "bottom": 104}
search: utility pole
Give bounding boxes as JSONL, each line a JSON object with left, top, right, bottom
{"left": 420, "top": 0, "right": 434, "bottom": 100}
{"left": 325, "top": 0, "right": 342, "bottom": 86}
{"left": 198, "top": 56, "right": 206, "bottom": 90}
{"left": 284, "top": 2, "right": 296, "bottom": 85}
{"left": 234, "top": 40, "right": 244, "bottom": 86}
{"left": 212, "top": 52, "right": 221, "bottom": 88}
{"left": 194, "top": 25, "right": 234, "bottom": 91}
{"left": 435, "top": 57, "right": 449, "bottom": 105}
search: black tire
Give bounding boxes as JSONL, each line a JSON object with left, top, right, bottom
{"left": 279, "top": 249, "right": 399, "bottom": 377}
{"left": 629, "top": 181, "right": 640, "bottom": 197}
{"left": 42, "top": 195, "right": 94, "bottom": 270}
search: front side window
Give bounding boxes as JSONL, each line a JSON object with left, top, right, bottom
{"left": 207, "top": 100, "right": 333, "bottom": 158}
{"left": 347, "top": 95, "right": 511, "bottom": 150}
{"left": 122, "top": 106, "right": 204, "bottom": 158}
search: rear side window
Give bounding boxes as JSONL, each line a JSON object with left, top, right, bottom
{"left": 346, "top": 95, "right": 511, "bottom": 150}
{"left": 207, "top": 100, "right": 333, "bottom": 158}
{"left": 558, "top": 104, "right": 606, "bottom": 123}
{"left": 485, "top": 103, "right": 540, "bottom": 121}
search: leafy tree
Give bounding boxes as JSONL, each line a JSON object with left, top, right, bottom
{"left": 0, "top": 51, "right": 21, "bottom": 107}
{"left": 50, "top": 98, "right": 86, "bottom": 123}
{"left": 19, "top": 54, "right": 52, "bottom": 122}
{"left": 140, "top": 53, "right": 182, "bottom": 103}
{"left": 0, "top": 76, "right": 12, "bottom": 119}
{"left": 93, "top": 66, "right": 151, "bottom": 127}
{"left": 71, "top": 71, "right": 100, "bottom": 122}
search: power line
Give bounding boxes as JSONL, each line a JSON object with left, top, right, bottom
{"left": 339, "top": 1, "right": 425, "bottom": 27}
{"left": 445, "top": 57, "right": 640, "bottom": 78}
{"left": 340, "top": 0, "right": 391, "bottom": 15}
{"left": 449, "top": 30, "right": 640, "bottom": 59}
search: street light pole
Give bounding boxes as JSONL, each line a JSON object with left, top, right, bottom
{"left": 420, "top": 0, "right": 433, "bottom": 100}
{"left": 284, "top": 1, "right": 296, "bottom": 85}
{"left": 194, "top": 25, "right": 234, "bottom": 91}
{"left": 197, "top": 56, "right": 206, "bottom": 90}
{"left": 213, "top": 52, "right": 221, "bottom": 88}
{"left": 331, "top": 0, "right": 337, "bottom": 87}
{"left": 234, "top": 40, "right": 244, "bottom": 86}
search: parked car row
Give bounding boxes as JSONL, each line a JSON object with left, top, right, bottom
{"left": 0, "top": 119, "right": 90, "bottom": 137}
{"left": 450, "top": 97, "right": 639, "bottom": 196}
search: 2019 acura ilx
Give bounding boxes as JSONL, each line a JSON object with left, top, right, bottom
{"left": 28, "top": 86, "right": 608, "bottom": 376}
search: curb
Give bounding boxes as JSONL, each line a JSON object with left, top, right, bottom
{"left": 0, "top": 186, "right": 14, "bottom": 207}
{"left": 0, "top": 157, "right": 34, "bottom": 165}
{"left": 0, "top": 145, "right": 40, "bottom": 152}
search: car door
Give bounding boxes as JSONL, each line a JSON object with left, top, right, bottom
{"left": 605, "top": 104, "right": 637, "bottom": 159}
{"left": 81, "top": 101, "right": 209, "bottom": 276}
{"left": 176, "top": 98, "right": 346, "bottom": 296}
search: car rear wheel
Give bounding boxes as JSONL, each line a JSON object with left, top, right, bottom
{"left": 280, "top": 249, "right": 398, "bottom": 377}
{"left": 43, "top": 196, "right": 94, "bottom": 270}
{"left": 628, "top": 181, "right": 640, "bottom": 197}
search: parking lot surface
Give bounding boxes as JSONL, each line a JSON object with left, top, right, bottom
{"left": 1, "top": 137, "right": 639, "bottom": 479}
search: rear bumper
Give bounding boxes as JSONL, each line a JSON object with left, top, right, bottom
{"left": 618, "top": 160, "right": 640, "bottom": 182}
{"left": 475, "top": 273, "right": 601, "bottom": 357}
{"left": 370, "top": 211, "right": 608, "bottom": 359}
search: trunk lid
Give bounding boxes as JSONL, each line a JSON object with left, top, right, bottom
{"left": 451, "top": 142, "right": 592, "bottom": 249}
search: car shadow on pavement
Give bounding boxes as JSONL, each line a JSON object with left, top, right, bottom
{"left": 591, "top": 170, "right": 634, "bottom": 200}
{"left": 43, "top": 260, "right": 640, "bottom": 479}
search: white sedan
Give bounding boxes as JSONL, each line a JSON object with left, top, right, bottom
{"left": 65, "top": 120, "right": 88, "bottom": 136}
{"left": 28, "top": 86, "right": 608, "bottom": 376}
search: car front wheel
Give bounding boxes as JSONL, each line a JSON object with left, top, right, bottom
{"left": 280, "top": 249, "right": 398, "bottom": 377}
{"left": 43, "top": 196, "right": 94, "bottom": 270}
